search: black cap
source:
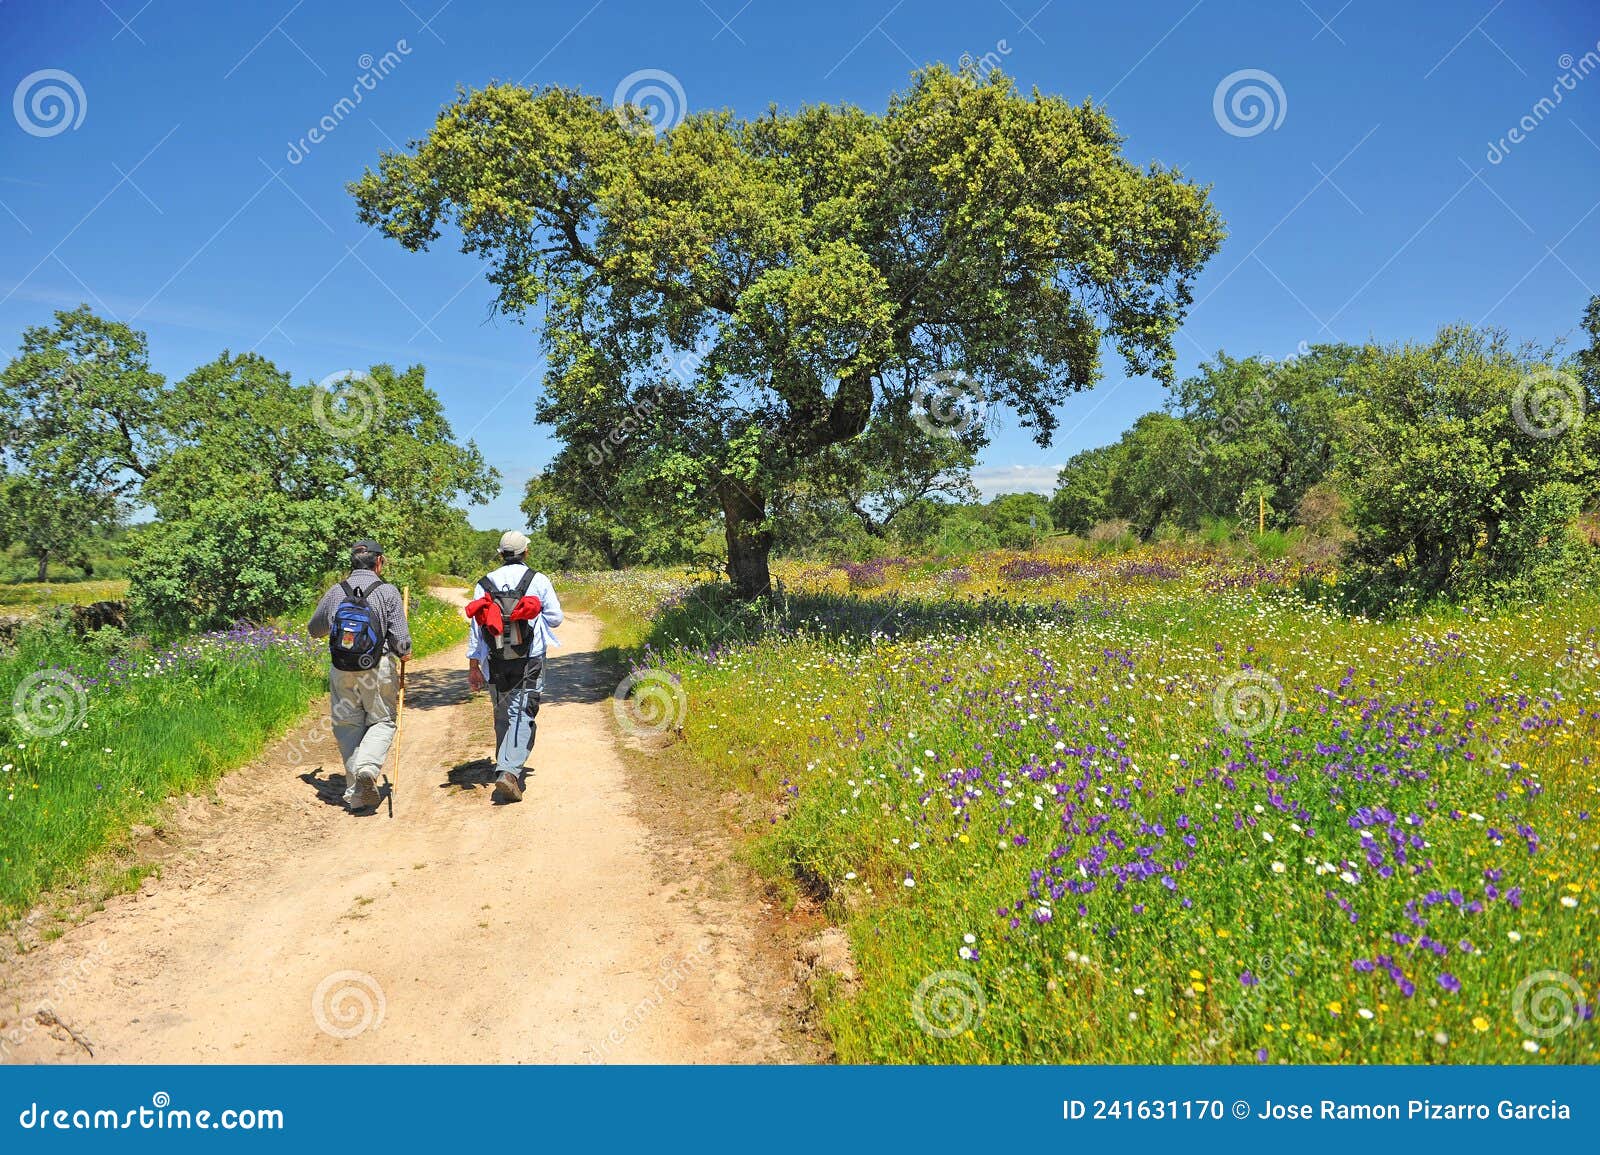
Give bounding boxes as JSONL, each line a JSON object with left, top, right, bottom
{"left": 351, "top": 539, "right": 384, "bottom": 556}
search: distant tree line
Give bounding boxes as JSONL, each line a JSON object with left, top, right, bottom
{"left": 0, "top": 306, "right": 496, "bottom": 631}
{"left": 1048, "top": 302, "right": 1600, "bottom": 600}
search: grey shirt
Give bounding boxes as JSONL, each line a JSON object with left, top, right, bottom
{"left": 307, "top": 570, "right": 412, "bottom": 658}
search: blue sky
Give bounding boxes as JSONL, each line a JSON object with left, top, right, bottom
{"left": 3, "top": 0, "right": 1598, "bottom": 529}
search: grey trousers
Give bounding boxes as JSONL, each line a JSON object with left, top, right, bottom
{"left": 330, "top": 656, "right": 399, "bottom": 783}
{"left": 490, "top": 656, "right": 544, "bottom": 777}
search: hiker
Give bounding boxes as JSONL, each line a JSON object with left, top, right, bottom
{"left": 464, "top": 531, "right": 562, "bottom": 803}
{"left": 307, "top": 539, "right": 412, "bottom": 811}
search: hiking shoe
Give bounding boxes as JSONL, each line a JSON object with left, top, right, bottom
{"left": 491, "top": 770, "right": 524, "bottom": 803}
{"left": 344, "top": 772, "right": 382, "bottom": 811}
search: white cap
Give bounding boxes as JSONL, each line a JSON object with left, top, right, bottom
{"left": 498, "top": 530, "right": 530, "bottom": 555}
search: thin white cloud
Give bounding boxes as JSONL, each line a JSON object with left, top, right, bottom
{"left": 971, "top": 464, "right": 1061, "bottom": 499}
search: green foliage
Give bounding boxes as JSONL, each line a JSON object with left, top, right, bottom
{"left": 981, "top": 492, "right": 1052, "bottom": 549}
{"left": 887, "top": 498, "right": 950, "bottom": 550}
{"left": 1105, "top": 411, "right": 1198, "bottom": 540}
{"left": 934, "top": 509, "right": 1000, "bottom": 555}
{"left": 352, "top": 64, "right": 1223, "bottom": 595}
{"left": 1049, "top": 345, "right": 1352, "bottom": 541}
{"left": 1049, "top": 444, "right": 1122, "bottom": 535}
{"left": 523, "top": 467, "right": 663, "bottom": 570}
{"left": 1251, "top": 529, "right": 1294, "bottom": 560}
{"left": 2, "top": 310, "right": 497, "bottom": 631}
{"left": 0, "top": 474, "right": 115, "bottom": 582}
{"left": 0, "top": 307, "right": 162, "bottom": 579}
{"left": 419, "top": 515, "right": 507, "bottom": 579}
{"left": 1171, "top": 348, "right": 1349, "bottom": 529}
{"left": 1339, "top": 326, "right": 1595, "bottom": 599}
{"left": 124, "top": 350, "right": 493, "bottom": 632}
{"left": 128, "top": 490, "right": 353, "bottom": 633}
{"left": 1049, "top": 310, "right": 1600, "bottom": 601}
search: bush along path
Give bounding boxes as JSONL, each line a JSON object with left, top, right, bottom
{"left": 0, "top": 592, "right": 792, "bottom": 1063}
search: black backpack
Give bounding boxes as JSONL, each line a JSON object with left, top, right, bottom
{"left": 480, "top": 569, "right": 536, "bottom": 666}
{"left": 329, "top": 580, "right": 388, "bottom": 671}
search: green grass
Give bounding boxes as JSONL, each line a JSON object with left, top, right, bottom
{"left": 402, "top": 585, "right": 465, "bottom": 656}
{"left": 0, "top": 588, "right": 460, "bottom": 920}
{"left": 593, "top": 547, "right": 1599, "bottom": 1065}
{"left": 0, "top": 580, "right": 129, "bottom": 615}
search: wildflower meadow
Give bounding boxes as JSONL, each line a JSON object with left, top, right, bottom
{"left": 576, "top": 545, "right": 1597, "bottom": 1065}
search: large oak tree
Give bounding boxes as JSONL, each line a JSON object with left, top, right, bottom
{"left": 353, "top": 65, "right": 1223, "bottom": 595}
{"left": 0, "top": 307, "right": 163, "bottom": 580}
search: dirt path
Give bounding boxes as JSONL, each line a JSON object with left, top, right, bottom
{"left": 0, "top": 592, "right": 795, "bottom": 1063}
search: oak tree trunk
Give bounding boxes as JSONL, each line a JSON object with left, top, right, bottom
{"left": 721, "top": 482, "right": 773, "bottom": 599}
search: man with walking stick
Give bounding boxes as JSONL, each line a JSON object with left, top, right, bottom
{"left": 308, "top": 539, "right": 413, "bottom": 812}
{"left": 464, "top": 531, "right": 562, "bottom": 803}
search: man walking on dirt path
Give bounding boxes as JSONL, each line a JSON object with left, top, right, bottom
{"left": 464, "top": 531, "right": 562, "bottom": 803}
{"left": 307, "top": 539, "right": 412, "bottom": 812}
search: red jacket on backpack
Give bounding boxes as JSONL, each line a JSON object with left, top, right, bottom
{"left": 463, "top": 589, "right": 542, "bottom": 636}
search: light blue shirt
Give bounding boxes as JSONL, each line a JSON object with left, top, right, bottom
{"left": 466, "top": 564, "right": 563, "bottom": 661}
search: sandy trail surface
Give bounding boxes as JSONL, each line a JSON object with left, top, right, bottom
{"left": 1, "top": 591, "right": 792, "bottom": 1063}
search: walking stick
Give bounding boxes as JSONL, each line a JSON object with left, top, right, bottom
{"left": 387, "top": 587, "right": 410, "bottom": 818}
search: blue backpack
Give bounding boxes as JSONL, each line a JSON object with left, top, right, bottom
{"left": 329, "top": 580, "right": 387, "bottom": 671}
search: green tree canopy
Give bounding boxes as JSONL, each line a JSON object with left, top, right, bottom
{"left": 1050, "top": 442, "right": 1124, "bottom": 535}
{"left": 522, "top": 466, "right": 655, "bottom": 570}
{"left": 1337, "top": 325, "right": 1593, "bottom": 598}
{"left": 1167, "top": 347, "right": 1351, "bottom": 529}
{"left": 129, "top": 351, "right": 497, "bottom": 629}
{"left": 352, "top": 65, "right": 1224, "bottom": 595}
{"left": 0, "top": 306, "right": 164, "bottom": 579}
{"left": 1104, "top": 411, "right": 1199, "bottom": 540}
{"left": 983, "top": 491, "right": 1053, "bottom": 548}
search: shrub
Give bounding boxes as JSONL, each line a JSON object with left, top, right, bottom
{"left": 1085, "top": 519, "right": 1135, "bottom": 553}
{"left": 935, "top": 512, "right": 1000, "bottom": 556}
{"left": 127, "top": 493, "right": 355, "bottom": 635}
{"left": 1340, "top": 327, "right": 1595, "bottom": 599}
{"left": 1251, "top": 529, "right": 1294, "bottom": 561}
